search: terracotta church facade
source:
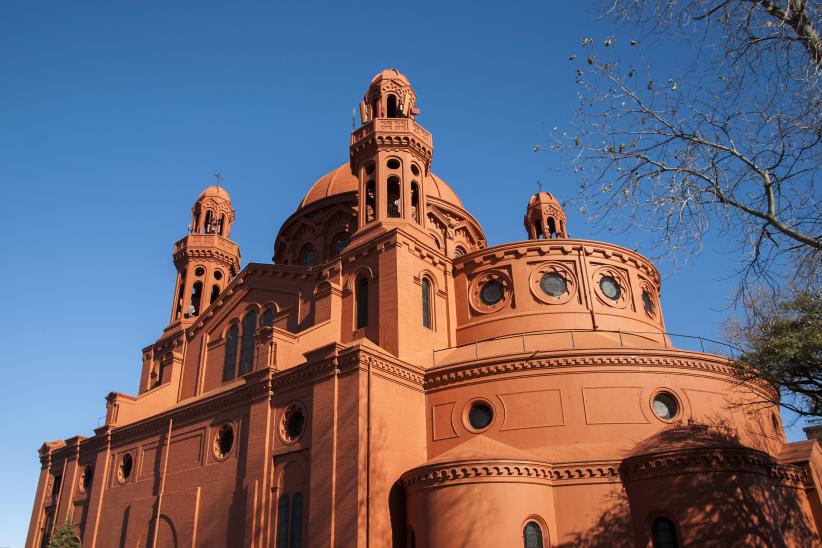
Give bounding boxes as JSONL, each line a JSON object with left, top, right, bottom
{"left": 26, "top": 70, "right": 822, "bottom": 547}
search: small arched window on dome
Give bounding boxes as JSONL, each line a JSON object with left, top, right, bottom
{"left": 300, "top": 246, "right": 315, "bottom": 268}
{"left": 188, "top": 281, "right": 203, "bottom": 317}
{"left": 421, "top": 277, "right": 433, "bottom": 329}
{"left": 411, "top": 181, "right": 420, "bottom": 223}
{"left": 387, "top": 94, "right": 398, "bottom": 118}
{"left": 387, "top": 176, "right": 401, "bottom": 218}
{"left": 651, "top": 516, "right": 679, "bottom": 548}
{"left": 523, "top": 521, "right": 544, "bottom": 548}
{"left": 222, "top": 324, "right": 239, "bottom": 381}
{"left": 238, "top": 309, "right": 258, "bottom": 375}
{"left": 356, "top": 277, "right": 369, "bottom": 329}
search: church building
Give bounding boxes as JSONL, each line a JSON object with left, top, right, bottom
{"left": 27, "top": 69, "right": 822, "bottom": 547}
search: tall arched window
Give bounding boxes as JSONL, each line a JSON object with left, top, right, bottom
{"left": 238, "top": 310, "right": 258, "bottom": 375}
{"left": 222, "top": 324, "right": 239, "bottom": 381}
{"left": 262, "top": 308, "right": 275, "bottom": 327}
{"left": 387, "top": 176, "right": 401, "bottom": 218}
{"left": 356, "top": 277, "right": 368, "bottom": 329}
{"left": 651, "top": 516, "right": 679, "bottom": 548}
{"left": 189, "top": 281, "right": 203, "bottom": 316}
{"left": 276, "top": 494, "right": 290, "bottom": 548}
{"left": 210, "top": 284, "right": 220, "bottom": 305}
{"left": 219, "top": 214, "right": 226, "bottom": 235}
{"left": 411, "top": 181, "right": 420, "bottom": 223}
{"left": 290, "top": 492, "right": 303, "bottom": 548}
{"left": 523, "top": 521, "right": 544, "bottom": 548}
{"left": 421, "top": 277, "right": 432, "bottom": 329}
{"left": 365, "top": 179, "right": 376, "bottom": 223}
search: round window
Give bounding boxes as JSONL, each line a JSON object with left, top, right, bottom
{"left": 642, "top": 289, "right": 655, "bottom": 316}
{"left": 410, "top": 164, "right": 420, "bottom": 176}
{"left": 539, "top": 272, "right": 567, "bottom": 297}
{"left": 301, "top": 247, "right": 315, "bottom": 267}
{"left": 480, "top": 281, "right": 504, "bottom": 305}
{"left": 214, "top": 270, "right": 223, "bottom": 281}
{"left": 599, "top": 276, "right": 621, "bottom": 300}
{"left": 280, "top": 403, "right": 307, "bottom": 444}
{"left": 118, "top": 453, "right": 133, "bottom": 483}
{"left": 214, "top": 423, "right": 235, "bottom": 460}
{"left": 194, "top": 267, "right": 205, "bottom": 276}
{"left": 652, "top": 392, "right": 679, "bottom": 420}
{"left": 387, "top": 158, "right": 401, "bottom": 170}
{"left": 467, "top": 401, "right": 494, "bottom": 430}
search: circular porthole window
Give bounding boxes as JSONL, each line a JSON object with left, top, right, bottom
{"left": 79, "top": 465, "right": 93, "bottom": 493}
{"left": 214, "top": 270, "right": 223, "bottom": 281}
{"left": 214, "top": 423, "right": 235, "bottom": 460}
{"left": 410, "top": 164, "right": 420, "bottom": 176}
{"left": 539, "top": 272, "right": 567, "bottom": 297}
{"left": 280, "top": 402, "right": 307, "bottom": 444}
{"left": 117, "top": 453, "right": 133, "bottom": 483}
{"left": 466, "top": 401, "right": 494, "bottom": 431}
{"left": 599, "top": 276, "right": 621, "bottom": 300}
{"left": 194, "top": 266, "right": 205, "bottom": 276}
{"left": 652, "top": 392, "right": 680, "bottom": 421}
{"left": 642, "top": 289, "right": 656, "bottom": 317}
{"left": 480, "top": 281, "right": 505, "bottom": 305}
{"left": 387, "top": 158, "right": 401, "bottom": 170}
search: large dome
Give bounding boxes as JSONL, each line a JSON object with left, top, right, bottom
{"left": 299, "top": 163, "right": 464, "bottom": 209}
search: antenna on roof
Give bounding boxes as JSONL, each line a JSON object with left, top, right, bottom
{"left": 214, "top": 171, "right": 223, "bottom": 187}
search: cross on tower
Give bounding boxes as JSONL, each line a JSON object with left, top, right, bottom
{"left": 214, "top": 171, "right": 224, "bottom": 186}
{"left": 536, "top": 180, "right": 543, "bottom": 193}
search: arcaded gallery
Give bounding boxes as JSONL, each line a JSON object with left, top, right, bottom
{"left": 27, "top": 70, "right": 822, "bottom": 547}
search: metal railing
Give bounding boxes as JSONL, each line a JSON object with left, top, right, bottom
{"left": 432, "top": 328, "right": 743, "bottom": 367}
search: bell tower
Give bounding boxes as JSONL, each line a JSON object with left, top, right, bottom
{"left": 350, "top": 69, "right": 433, "bottom": 234}
{"left": 169, "top": 184, "right": 241, "bottom": 326}
{"left": 524, "top": 191, "right": 568, "bottom": 239}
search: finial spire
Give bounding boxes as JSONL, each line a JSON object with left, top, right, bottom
{"left": 213, "top": 171, "right": 223, "bottom": 187}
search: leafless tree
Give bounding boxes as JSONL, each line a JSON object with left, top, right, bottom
{"left": 549, "top": 0, "right": 821, "bottom": 293}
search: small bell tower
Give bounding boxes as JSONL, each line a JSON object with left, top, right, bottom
{"left": 169, "top": 183, "right": 241, "bottom": 326}
{"left": 524, "top": 191, "right": 568, "bottom": 239}
{"left": 350, "top": 69, "right": 432, "bottom": 233}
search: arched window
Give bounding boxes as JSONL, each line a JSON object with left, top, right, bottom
{"left": 387, "top": 176, "right": 401, "bottom": 218}
{"left": 262, "top": 308, "right": 275, "bottom": 327}
{"left": 189, "top": 281, "right": 203, "bottom": 316}
{"left": 219, "top": 214, "right": 226, "bottom": 235}
{"left": 387, "top": 94, "right": 398, "bottom": 118}
{"left": 222, "top": 324, "right": 239, "bottom": 381}
{"left": 523, "top": 521, "right": 544, "bottom": 548}
{"left": 276, "top": 494, "right": 290, "bottom": 548}
{"left": 411, "top": 181, "right": 420, "bottom": 223}
{"left": 290, "top": 492, "right": 304, "bottom": 548}
{"left": 238, "top": 310, "right": 258, "bottom": 375}
{"left": 454, "top": 246, "right": 466, "bottom": 258}
{"left": 365, "top": 179, "right": 376, "bottom": 223}
{"left": 210, "top": 284, "right": 220, "bottom": 305}
{"left": 300, "top": 246, "right": 315, "bottom": 268}
{"left": 356, "top": 277, "right": 368, "bottom": 329}
{"left": 203, "top": 210, "right": 213, "bottom": 234}
{"left": 421, "top": 277, "right": 432, "bottom": 329}
{"left": 333, "top": 235, "right": 350, "bottom": 256}
{"left": 651, "top": 516, "right": 679, "bottom": 548}
{"left": 175, "top": 273, "right": 187, "bottom": 319}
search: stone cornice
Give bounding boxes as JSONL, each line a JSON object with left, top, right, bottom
{"left": 621, "top": 446, "right": 807, "bottom": 487}
{"left": 401, "top": 458, "right": 621, "bottom": 492}
{"left": 424, "top": 348, "right": 777, "bottom": 400}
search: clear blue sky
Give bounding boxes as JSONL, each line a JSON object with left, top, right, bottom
{"left": 0, "top": 2, "right": 808, "bottom": 546}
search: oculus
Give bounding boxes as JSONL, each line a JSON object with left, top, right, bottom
{"left": 652, "top": 392, "right": 679, "bottom": 421}
{"left": 539, "top": 272, "right": 567, "bottom": 297}
{"left": 467, "top": 401, "right": 494, "bottom": 430}
{"left": 214, "top": 423, "right": 235, "bottom": 460}
{"left": 599, "top": 276, "right": 621, "bottom": 300}
{"left": 480, "top": 281, "right": 505, "bottom": 305}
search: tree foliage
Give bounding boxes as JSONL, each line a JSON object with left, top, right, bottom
{"left": 728, "top": 289, "right": 822, "bottom": 416}
{"left": 550, "top": 0, "right": 820, "bottom": 288}
{"left": 47, "top": 519, "right": 81, "bottom": 548}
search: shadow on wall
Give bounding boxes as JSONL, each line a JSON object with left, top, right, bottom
{"left": 562, "top": 421, "right": 818, "bottom": 547}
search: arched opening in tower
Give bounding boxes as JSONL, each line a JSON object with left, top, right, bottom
{"left": 411, "top": 181, "right": 420, "bottom": 223}
{"left": 547, "top": 217, "right": 557, "bottom": 238}
{"left": 188, "top": 281, "right": 203, "bottom": 317}
{"left": 387, "top": 95, "right": 398, "bottom": 118}
{"left": 366, "top": 179, "right": 376, "bottom": 223}
{"left": 387, "top": 176, "right": 401, "bottom": 218}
